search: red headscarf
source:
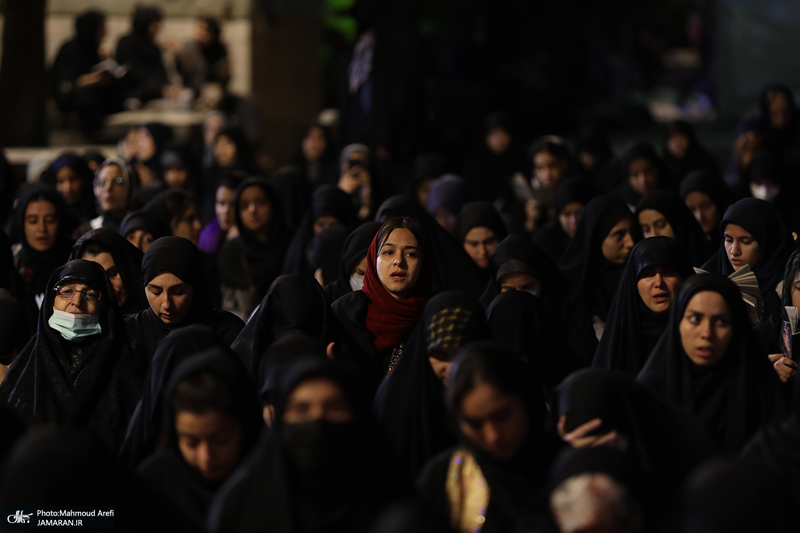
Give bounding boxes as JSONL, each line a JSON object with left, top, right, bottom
{"left": 363, "top": 218, "right": 433, "bottom": 353}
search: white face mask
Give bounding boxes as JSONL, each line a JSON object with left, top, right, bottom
{"left": 349, "top": 273, "right": 364, "bottom": 292}
{"left": 48, "top": 308, "right": 102, "bottom": 341}
{"left": 750, "top": 183, "right": 780, "bottom": 202}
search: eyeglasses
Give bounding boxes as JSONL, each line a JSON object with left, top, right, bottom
{"left": 54, "top": 286, "right": 102, "bottom": 302}
{"left": 93, "top": 176, "right": 125, "bottom": 189}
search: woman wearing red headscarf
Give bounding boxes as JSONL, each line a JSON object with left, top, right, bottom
{"left": 331, "top": 217, "right": 433, "bottom": 390}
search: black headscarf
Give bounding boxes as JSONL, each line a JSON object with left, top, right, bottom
{"left": 376, "top": 195, "right": 485, "bottom": 299}
{"left": 594, "top": 237, "right": 693, "bottom": 376}
{"left": 92, "top": 156, "right": 139, "bottom": 230}
{"left": 662, "top": 120, "right": 720, "bottom": 182}
{"left": 373, "top": 291, "right": 489, "bottom": 475}
{"left": 40, "top": 152, "right": 97, "bottom": 223}
{"left": 456, "top": 201, "right": 508, "bottom": 254}
{"left": 484, "top": 233, "right": 598, "bottom": 365}
{"left": 137, "top": 347, "right": 262, "bottom": 529}
{"left": 281, "top": 184, "right": 357, "bottom": 275}
{"left": 616, "top": 142, "right": 673, "bottom": 207}
{"left": 486, "top": 290, "right": 578, "bottom": 392}
{"left": 416, "top": 342, "right": 560, "bottom": 533}
{"left": 142, "top": 188, "right": 196, "bottom": 239}
{"left": 12, "top": 184, "right": 75, "bottom": 336}
{"left": 636, "top": 190, "right": 710, "bottom": 266}
{"left": 0, "top": 259, "right": 145, "bottom": 451}
{"left": 207, "top": 358, "right": 408, "bottom": 533}
{"left": 231, "top": 273, "right": 330, "bottom": 376}
{"left": 70, "top": 227, "right": 147, "bottom": 315}
{"left": 119, "top": 209, "right": 163, "bottom": 241}
{"left": 308, "top": 225, "right": 349, "bottom": 285}
{"left": 323, "top": 221, "right": 381, "bottom": 303}
{"left": 700, "top": 197, "right": 792, "bottom": 298}
{"left": 679, "top": 170, "right": 735, "bottom": 248}
{"left": 119, "top": 325, "right": 222, "bottom": 469}
{"left": 637, "top": 273, "right": 786, "bottom": 452}
{"left": 126, "top": 236, "right": 244, "bottom": 361}
{"left": 269, "top": 165, "right": 313, "bottom": 232}
{"left": 218, "top": 178, "right": 290, "bottom": 307}
{"left": 558, "top": 194, "right": 635, "bottom": 324}
{"left": 532, "top": 177, "right": 595, "bottom": 263}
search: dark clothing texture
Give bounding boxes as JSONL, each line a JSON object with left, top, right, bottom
{"left": 636, "top": 190, "right": 711, "bottom": 266}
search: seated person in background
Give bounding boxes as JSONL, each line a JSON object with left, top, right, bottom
{"left": 176, "top": 17, "right": 230, "bottom": 96}
{"left": 115, "top": 6, "right": 172, "bottom": 106}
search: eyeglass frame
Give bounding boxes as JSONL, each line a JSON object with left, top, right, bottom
{"left": 53, "top": 285, "right": 102, "bottom": 302}
{"left": 93, "top": 175, "right": 125, "bottom": 189}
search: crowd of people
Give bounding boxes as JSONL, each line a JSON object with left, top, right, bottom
{"left": 1, "top": 5, "right": 800, "bottom": 533}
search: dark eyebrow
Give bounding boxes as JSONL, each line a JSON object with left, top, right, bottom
{"left": 383, "top": 242, "right": 419, "bottom": 250}
{"left": 146, "top": 283, "right": 162, "bottom": 290}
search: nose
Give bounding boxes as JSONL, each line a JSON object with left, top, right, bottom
{"left": 197, "top": 442, "right": 211, "bottom": 469}
{"left": 729, "top": 240, "right": 740, "bottom": 256}
{"left": 161, "top": 294, "right": 172, "bottom": 310}
{"left": 483, "top": 422, "right": 499, "bottom": 447}
{"left": 653, "top": 273, "right": 663, "bottom": 287}
{"left": 623, "top": 233, "right": 634, "bottom": 250}
{"left": 699, "top": 319, "right": 711, "bottom": 339}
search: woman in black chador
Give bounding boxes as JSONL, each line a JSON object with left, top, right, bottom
{"left": 207, "top": 358, "right": 409, "bottom": 533}
{"left": 125, "top": 236, "right": 244, "bottom": 362}
{"left": 637, "top": 273, "right": 786, "bottom": 452}
{"left": 593, "top": 236, "right": 693, "bottom": 376}
{"left": 0, "top": 259, "right": 146, "bottom": 451}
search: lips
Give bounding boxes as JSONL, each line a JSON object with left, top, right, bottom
{"left": 695, "top": 346, "right": 714, "bottom": 358}
{"left": 652, "top": 292, "right": 669, "bottom": 302}
{"left": 730, "top": 258, "right": 744, "bottom": 267}
{"left": 390, "top": 271, "right": 406, "bottom": 281}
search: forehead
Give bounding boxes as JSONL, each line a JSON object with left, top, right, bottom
{"left": 83, "top": 251, "right": 116, "bottom": 270}
{"left": 684, "top": 290, "right": 729, "bottom": 314}
{"left": 148, "top": 272, "right": 187, "bottom": 287}
{"left": 26, "top": 199, "right": 56, "bottom": 215}
{"left": 239, "top": 185, "right": 267, "bottom": 202}
{"left": 381, "top": 227, "right": 418, "bottom": 247}
{"left": 464, "top": 226, "right": 496, "bottom": 241}
{"left": 98, "top": 164, "right": 122, "bottom": 179}
{"left": 638, "top": 208, "right": 666, "bottom": 222}
{"left": 722, "top": 223, "right": 754, "bottom": 239}
{"left": 57, "top": 281, "right": 94, "bottom": 291}
{"left": 287, "top": 377, "right": 347, "bottom": 403}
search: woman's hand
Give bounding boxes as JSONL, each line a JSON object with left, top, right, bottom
{"left": 557, "top": 415, "right": 627, "bottom": 450}
{"left": 768, "top": 353, "right": 797, "bottom": 383}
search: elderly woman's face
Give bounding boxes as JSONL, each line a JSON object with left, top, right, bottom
{"left": 53, "top": 282, "right": 102, "bottom": 315}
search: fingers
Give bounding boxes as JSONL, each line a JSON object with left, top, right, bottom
{"left": 768, "top": 353, "right": 783, "bottom": 364}
{"left": 774, "top": 357, "right": 797, "bottom": 383}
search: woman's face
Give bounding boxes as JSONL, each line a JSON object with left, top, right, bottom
{"left": 55, "top": 167, "right": 83, "bottom": 206}
{"left": 628, "top": 157, "right": 658, "bottom": 196}
{"left": 53, "top": 282, "right": 101, "bottom": 315}
{"left": 463, "top": 226, "right": 498, "bottom": 269}
{"left": 238, "top": 186, "right": 271, "bottom": 235}
{"left": 637, "top": 266, "right": 681, "bottom": 314}
{"left": 215, "top": 186, "right": 236, "bottom": 232}
{"left": 136, "top": 128, "right": 157, "bottom": 162}
{"left": 94, "top": 164, "right": 128, "bottom": 214}
{"left": 302, "top": 126, "right": 327, "bottom": 161}
{"left": 684, "top": 191, "right": 718, "bottom": 234}
{"left": 175, "top": 409, "right": 243, "bottom": 482}
{"left": 769, "top": 92, "right": 791, "bottom": 130}
{"left": 792, "top": 269, "right": 800, "bottom": 310}
{"left": 82, "top": 251, "right": 127, "bottom": 308}
{"left": 126, "top": 229, "right": 155, "bottom": 253}
{"left": 601, "top": 218, "right": 634, "bottom": 264}
{"left": 24, "top": 199, "right": 59, "bottom": 252}
{"left": 282, "top": 377, "right": 354, "bottom": 424}
{"left": 145, "top": 272, "right": 194, "bottom": 324}
{"left": 458, "top": 381, "right": 529, "bottom": 461}
{"left": 534, "top": 151, "right": 566, "bottom": 188}
{"left": 215, "top": 135, "right": 237, "bottom": 167}
{"left": 638, "top": 209, "right": 675, "bottom": 239}
{"left": 679, "top": 290, "right": 733, "bottom": 367}
{"left": 171, "top": 202, "right": 202, "bottom": 244}
{"left": 486, "top": 127, "right": 511, "bottom": 156}
{"left": 164, "top": 167, "right": 188, "bottom": 189}
{"left": 376, "top": 228, "right": 422, "bottom": 300}
{"left": 667, "top": 132, "right": 690, "bottom": 159}
{"left": 723, "top": 224, "right": 760, "bottom": 271}
{"left": 559, "top": 202, "right": 583, "bottom": 238}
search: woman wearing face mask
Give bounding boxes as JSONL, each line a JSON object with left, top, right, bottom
{"left": 417, "top": 342, "right": 561, "bottom": 533}
{"left": 593, "top": 237, "right": 693, "bottom": 376}
{"left": 0, "top": 260, "right": 146, "bottom": 451}
{"left": 700, "top": 198, "right": 792, "bottom": 325}
{"left": 743, "top": 150, "right": 800, "bottom": 235}
{"left": 207, "top": 358, "right": 409, "bottom": 533}
{"left": 637, "top": 274, "right": 786, "bottom": 452}
{"left": 331, "top": 217, "right": 433, "bottom": 388}
{"left": 71, "top": 228, "right": 147, "bottom": 316}
{"left": 12, "top": 184, "right": 74, "bottom": 337}
{"left": 323, "top": 221, "right": 381, "bottom": 303}
{"left": 559, "top": 195, "right": 638, "bottom": 341}
{"left": 374, "top": 291, "right": 489, "bottom": 475}
{"left": 679, "top": 170, "right": 735, "bottom": 250}
{"left": 137, "top": 347, "right": 262, "bottom": 531}
{"left": 482, "top": 233, "right": 598, "bottom": 366}
{"left": 636, "top": 190, "right": 710, "bottom": 267}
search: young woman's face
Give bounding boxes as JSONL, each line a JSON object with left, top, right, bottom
{"left": 534, "top": 151, "right": 566, "bottom": 188}
{"left": 24, "top": 199, "right": 59, "bottom": 252}
{"left": 458, "top": 381, "right": 529, "bottom": 461}
{"left": 171, "top": 202, "right": 202, "bottom": 245}
{"left": 238, "top": 186, "right": 271, "bottom": 235}
{"left": 145, "top": 272, "right": 194, "bottom": 324}
{"left": 55, "top": 167, "right": 83, "bottom": 206}
{"left": 215, "top": 135, "right": 237, "bottom": 167}
{"left": 628, "top": 157, "right": 658, "bottom": 196}
{"left": 376, "top": 228, "right": 422, "bottom": 300}
{"left": 769, "top": 92, "right": 791, "bottom": 130}
{"left": 637, "top": 266, "right": 681, "bottom": 314}
{"left": 302, "top": 126, "right": 327, "bottom": 161}
{"left": 126, "top": 229, "right": 155, "bottom": 253}
{"left": 82, "top": 251, "right": 127, "bottom": 308}
{"left": 667, "top": 132, "right": 689, "bottom": 159}
{"left": 175, "top": 409, "right": 244, "bottom": 481}
{"left": 463, "top": 226, "right": 498, "bottom": 269}
{"left": 53, "top": 282, "right": 101, "bottom": 315}
{"left": 559, "top": 202, "right": 583, "bottom": 238}
{"left": 282, "top": 378, "right": 354, "bottom": 424}
{"left": 601, "top": 218, "right": 634, "bottom": 264}
{"left": 723, "top": 224, "right": 760, "bottom": 271}
{"left": 215, "top": 186, "right": 236, "bottom": 232}
{"left": 136, "top": 128, "right": 157, "bottom": 162}
{"left": 94, "top": 164, "right": 128, "bottom": 214}
{"left": 638, "top": 209, "right": 675, "bottom": 239}
{"left": 486, "top": 127, "right": 511, "bottom": 156}
{"left": 684, "top": 191, "right": 718, "bottom": 234}
{"left": 679, "top": 290, "right": 732, "bottom": 367}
